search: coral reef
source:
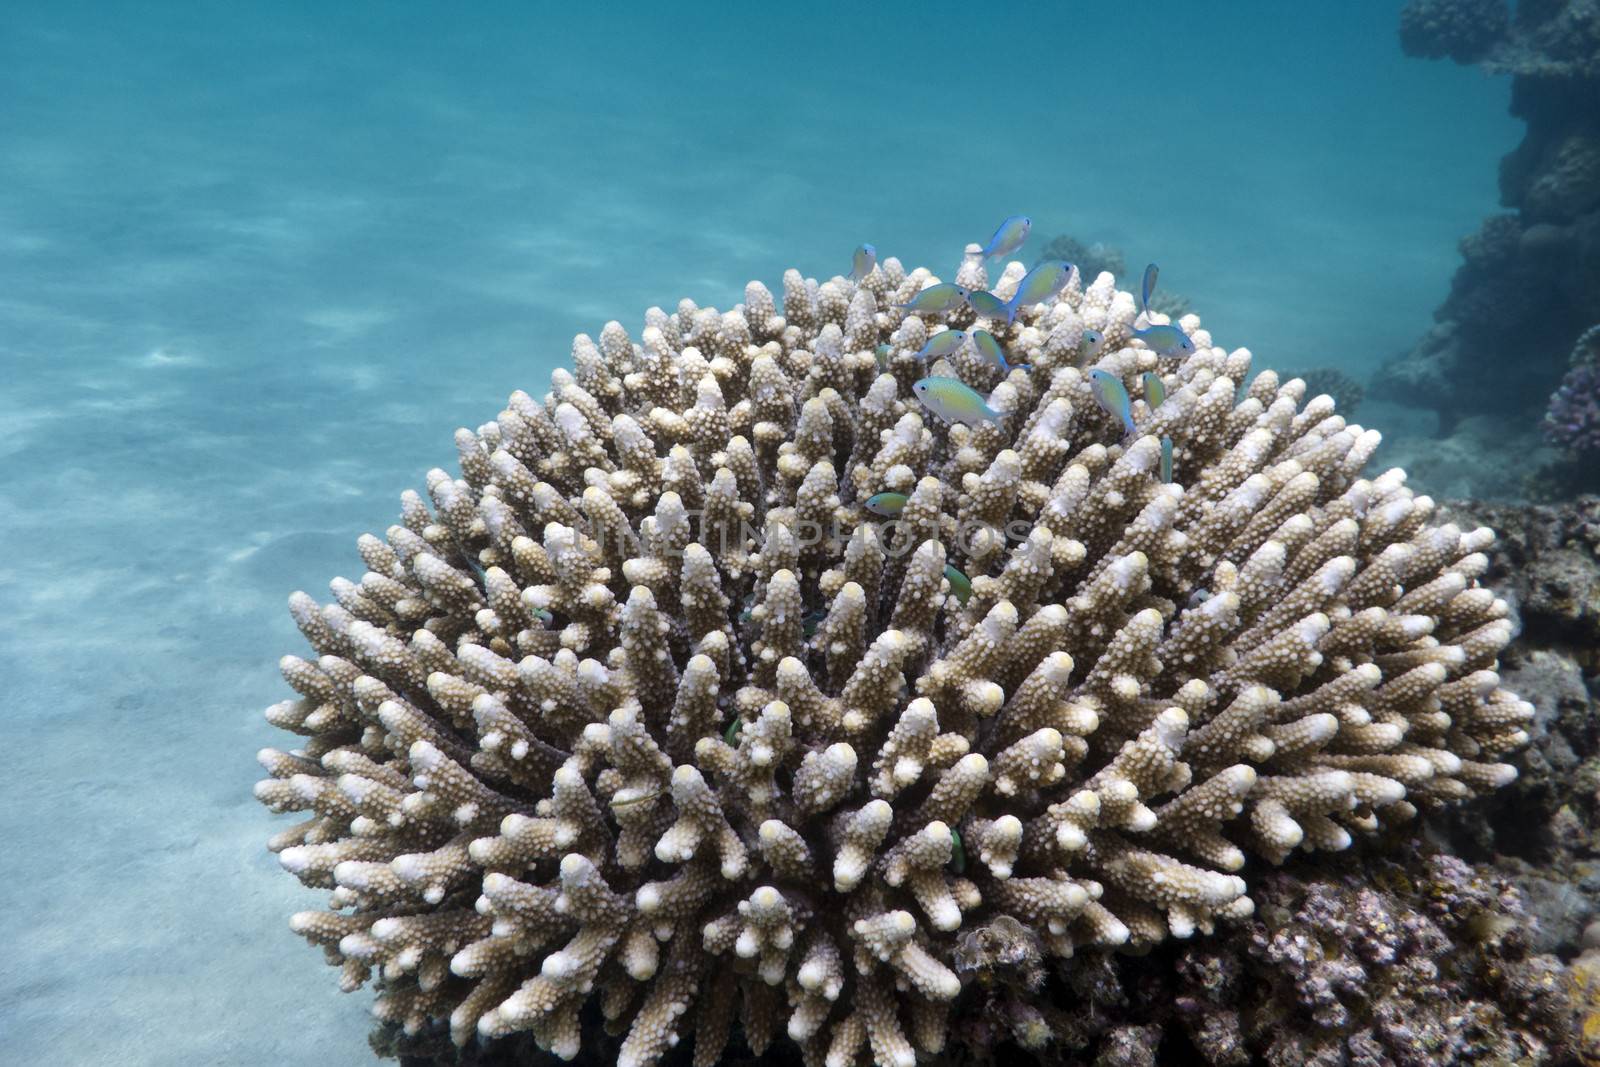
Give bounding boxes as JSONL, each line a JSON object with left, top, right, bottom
{"left": 1545, "top": 324, "right": 1600, "bottom": 455}
{"left": 1438, "top": 497, "right": 1600, "bottom": 860}
{"left": 1035, "top": 235, "right": 1125, "bottom": 287}
{"left": 255, "top": 254, "right": 1533, "bottom": 1066}
{"left": 1546, "top": 362, "right": 1600, "bottom": 454}
{"left": 1380, "top": 0, "right": 1600, "bottom": 441}
{"left": 1438, "top": 497, "right": 1600, "bottom": 965}
{"left": 1282, "top": 368, "right": 1365, "bottom": 419}
{"left": 1055, "top": 853, "right": 1578, "bottom": 1067}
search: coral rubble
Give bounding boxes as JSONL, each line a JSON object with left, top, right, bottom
{"left": 255, "top": 254, "right": 1532, "bottom": 1066}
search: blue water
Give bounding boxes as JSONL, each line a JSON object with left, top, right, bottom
{"left": 0, "top": 3, "right": 1517, "bottom": 1064}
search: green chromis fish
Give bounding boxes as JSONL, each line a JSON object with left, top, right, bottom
{"left": 875, "top": 343, "right": 893, "bottom": 370}
{"left": 1142, "top": 371, "right": 1166, "bottom": 410}
{"left": 1160, "top": 435, "right": 1174, "bottom": 484}
{"left": 1132, "top": 323, "right": 1196, "bottom": 357}
{"left": 895, "top": 282, "right": 970, "bottom": 314}
{"left": 724, "top": 717, "right": 744, "bottom": 745}
{"left": 913, "top": 376, "right": 1003, "bottom": 427}
{"left": 971, "top": 329, "right": 1029, "bottom": 374}
{"left": 1004, "top": 259, "right": 1074, "bottom": 319}
{"left": 966, "top": 289, "right": 1011, "bottom": 320}
{"left": 943, "top": 564, "right": 972, "bottom": 605}
{"left": 803, "top": 609, "right": 826, "bottom": 637}
{"left": 1088, "top": 369, "right": 1136, "bottom": 437}
{"left": 851, "top": 243, "right": 877, "bottom": 282}
{"left": 1081, "top": 328, "right": 1106, "bottom": 357}
{"left": 975, "top": 215, "right": 1031, "bottom": 261}
{"left": 912, "top": 329, "right": 968, "bottom": 361}
{"left": 948, "top": 825, "right": 967, "bottom": 873}
{"left": 864, "top": 491, "right": 907, "bottom": 517}
{"left": 1141, "top": 263, "right": 1159, "bottom": 316}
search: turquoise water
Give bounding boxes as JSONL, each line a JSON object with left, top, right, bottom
{"left": 0, "top": 3, "right": 1517, "bottom": 1064}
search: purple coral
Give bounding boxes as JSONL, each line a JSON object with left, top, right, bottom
{"left": 1544, "top": 325, "right": 1600, "bottom": 454}
{"left": 1545, "top": 362, "right": 1600, "bottom": 453}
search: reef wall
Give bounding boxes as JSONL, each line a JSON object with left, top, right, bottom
{"left": 1379, "top": 0, "right": 1600, "bottom": 432}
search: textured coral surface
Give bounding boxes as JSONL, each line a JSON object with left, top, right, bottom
{"left": 255, "top": 256, "right": 1532, "bottom": 1066}
{"left": 1545, "top": 325, "right": 1600, "bottom": 456}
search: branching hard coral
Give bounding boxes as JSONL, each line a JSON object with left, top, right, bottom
{"left": 255, "top": 252, "right": 1531, "bottom": 1067}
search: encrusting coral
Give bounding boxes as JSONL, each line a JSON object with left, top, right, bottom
{"left": 255, "top": 246, "right": 1533, "bottom": 1067}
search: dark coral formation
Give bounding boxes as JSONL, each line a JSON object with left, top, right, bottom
{"left": 1034, "top": 235, "right": 1192, "bottom": 320}
{"left": 1545, "top": 362, "right": 1600, "bottom": 454}
{"left": 1400, "top": 0, "right": 1509, "bottom": 63}
{"left": 387, "top": 496, "right": 1600, "bottom": 1065}
{"left": 1034, "top": 235, "right": 1125, "bottom": 286}
{"left": 1180, "top": 856, "right": 1573, "bottom": 1066}
{"left": 381, "top": 852, "right": 1580, "bottom": 1067}
{"left": 1283, "top": 368, "right": 1365, "bottom": 419}
{"left": 1437, "top": 497, "right": 1600, "bottom": 954}
{"left": 1380, "top": 0, "right": 1600, "bottom": 437}
{"left": 1545, "top": 324, "right": 1600, "bottom": 455}
{"left": 944, "top": 851, "right": 1579, "bottom": 1065}
{"left": 369, "top": 495, "right": 1599, "bottom": 1064}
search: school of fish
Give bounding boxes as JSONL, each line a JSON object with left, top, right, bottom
{"left": 849, "top": 219, "right": 1197, "bottom": 602}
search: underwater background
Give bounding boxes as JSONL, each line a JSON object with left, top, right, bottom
{"left": 4, "top": 1, "right": 1584, "bottom": 1064}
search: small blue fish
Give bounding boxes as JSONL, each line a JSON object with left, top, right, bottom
{"left": 971, "top": 329, "right": 1030, "bottom": 374}
{"left": 1004, "top": 260, "right": 1074, "bottom": 320}
{"left": 912, "top": 329, "right": 968, "bottom": 362}
{"left": 975, "top": 216, "right": 1031, "bottom": 261}
{"left": 1141, "top": 263, "right": 1159, "bottom": 316}
{"left": 1142, "top": 372, "right": 1166, "bottom": 410}
{"left": 1160, "top": 436, "right": 1174, "bottom": 484}
{"left": 895, "top": 282, "right": 971, "bottom": 315}
{"left": 913, "top": 376, "right": 1003, "bottom": 427}
{"left": 875, "top": 343, "right": 893, "bottom": 370}
{"left": 1081, "top": 328, "right": 1106, "bottom": 357}
{"left": 864, "top": 491, "right": 907, "bottom": 517}
{"left": 803, "top": 609, "right": 827, "bottom": 637}
{"left": 1132, "top": 323, "right": 1196, "bottom": 357}
{"left": 966, "top": 290, "right": 1010, "bottom": 320}
{"left": 851, "top": 244, "right": 877, "bottom": 282}
{"left": 1088, "top": 369, "right": 1136, "bottom": 437}
{"left": 943, "top": 565, "right": 973, "bottom": 605}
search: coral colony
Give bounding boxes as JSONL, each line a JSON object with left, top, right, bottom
{"left": 1544, "top": 324, "right": 1600, "bottom": 456}
{"left": 255, "top": 223, "right": 1531, "bottom": 1067}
